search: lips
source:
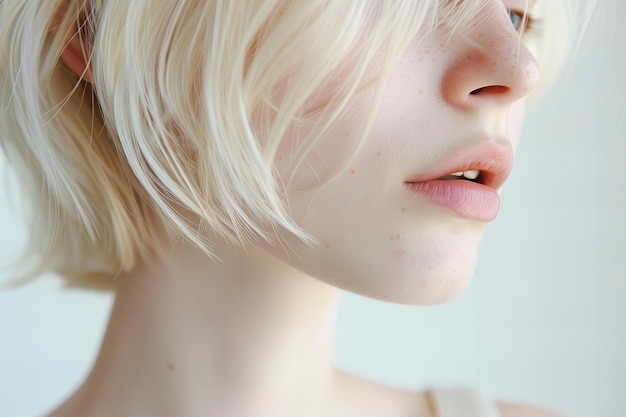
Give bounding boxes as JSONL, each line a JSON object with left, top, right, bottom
{"left": 404, "top": 140, "right": 514, "bottom": 222}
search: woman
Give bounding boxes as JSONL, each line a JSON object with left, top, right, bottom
{"left": 0, "top": 0, "right": 577, "bottom": 416}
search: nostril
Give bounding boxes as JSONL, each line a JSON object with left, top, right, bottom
{"left": 470, "top": 85, "right": 509, "bottom": 96}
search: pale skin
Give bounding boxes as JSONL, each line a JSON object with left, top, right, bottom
{"left": 52, "top": 0, "right": 563, "bottom": 416}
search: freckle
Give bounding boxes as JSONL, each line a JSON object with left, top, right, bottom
{"left": 325, "top": 243, "right": 331, "bottom": 249}
{"left": 351, "top": 169, "right": 355, "bottom": 174}
{"left": 396, "top": 233, "right": 401, "bottom": 240}
{"left": 401, "top": 207, "right": 406, "bottom": 212}
{"left": 376, "top": 150, "right": 382, "bottom": 156}
{"left": 383, "top": 295, "right": 389, "bottom": 299}
{"left": 419, "top": 90, "right": 423, "bottom": 95}
{"left": 167, "top": 362, "right": 175, "bottom": 371}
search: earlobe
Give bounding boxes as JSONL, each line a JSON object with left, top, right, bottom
{"left": 60, "top": 31, "right": 94, "bottom": 83}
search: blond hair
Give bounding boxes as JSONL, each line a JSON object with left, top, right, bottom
{"left": 1, "top": 0, "right": 576, "bottom": 288}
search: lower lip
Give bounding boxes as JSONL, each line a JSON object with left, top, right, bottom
{"left": 406, "top": 180, "right": 500, "bottom": 222}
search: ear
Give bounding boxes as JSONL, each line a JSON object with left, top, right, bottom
{"left": 60, "top": 34, "right": 93, "bottom": 83}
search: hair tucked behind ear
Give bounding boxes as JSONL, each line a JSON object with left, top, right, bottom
{"left": 0, "top": 0, "right": 576, "bottom": 289}
{"left": 0, "top": 0, "right": 159, "bottom": 288}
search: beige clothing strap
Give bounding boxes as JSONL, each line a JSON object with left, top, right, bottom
{"left": 429, "top": 387, "right": 501, "bottom": 417}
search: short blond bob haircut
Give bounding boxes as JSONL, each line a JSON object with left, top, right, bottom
{"left": 1, "top": 0, "right": 577, "bottom": 288}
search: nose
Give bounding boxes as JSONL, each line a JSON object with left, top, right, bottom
{"left": 440, "top": 3, "right": 540, "bottom": 110}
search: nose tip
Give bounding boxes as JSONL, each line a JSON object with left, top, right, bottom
{"left": 440, "top": 12, "right": 541, "bottom": 109}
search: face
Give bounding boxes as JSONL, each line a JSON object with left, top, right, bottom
{"left": 259, "top": 0, "right": 539, "bottom": 304}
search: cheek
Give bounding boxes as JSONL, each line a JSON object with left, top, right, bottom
{"left": 264, "top": 185, "right": 485, "bottom": 305}
{"left": 274, "top": 128, "right": 353, "bottom": 191}
{"left": 273, "top": 97, "right": 375, "bottom": 191}
{"left": 267, "top": 146, "right": 486, "bottom": 305}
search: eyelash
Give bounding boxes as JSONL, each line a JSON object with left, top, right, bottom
{"left": 509, "top": 9, "right": 543, "bottom": 38}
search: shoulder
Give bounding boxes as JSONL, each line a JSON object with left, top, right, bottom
{"left": 497, "top": 401, "right": 566, "bottom": 417}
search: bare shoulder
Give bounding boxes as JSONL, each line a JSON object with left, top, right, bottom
{"left": 498, "top": 401, "right": 566, "bottom": 417}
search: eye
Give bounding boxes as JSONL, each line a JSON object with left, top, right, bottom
{"left": 509, "top": 9, "right": 527, "bottom": 32}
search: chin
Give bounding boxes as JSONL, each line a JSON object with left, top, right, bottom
{"left": 384, "top": 267, "right": 476, "bottom": 305}
{"left": 353, "top": 222, "right": 486, "bottom": 305}
{"left": 263, "top": 206, "right": 487, "bottom": 306}
{"left": 301, "top": 228, "right": 484, "bottom": 306}
{"left": 354, "top": 252, "right": 479, "bottom": 306}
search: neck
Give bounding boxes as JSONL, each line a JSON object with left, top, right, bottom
{"left": 71, "top": 239, "right": 341, "bottom": 417}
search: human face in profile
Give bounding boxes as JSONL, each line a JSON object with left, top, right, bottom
{"left": 259, "top": 0, "right": 539, "bottom": 304}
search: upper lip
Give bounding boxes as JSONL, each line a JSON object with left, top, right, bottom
{"left": 405, "top": 140, "right": 514, "bottom": 190}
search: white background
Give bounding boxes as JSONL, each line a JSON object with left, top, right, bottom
{"left": 1, "top": 2, "right": 625, "bottom": 416}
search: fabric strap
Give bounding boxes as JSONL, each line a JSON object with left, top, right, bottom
{"left": 429, "top": 387, "right": 501, "bottom": 417}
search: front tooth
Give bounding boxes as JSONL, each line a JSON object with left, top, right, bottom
{"left": 450, "top": 171, "right": 464, "bottom": 177}
{"left": 463, "top": 170, "right": 480, "bottom": 180}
